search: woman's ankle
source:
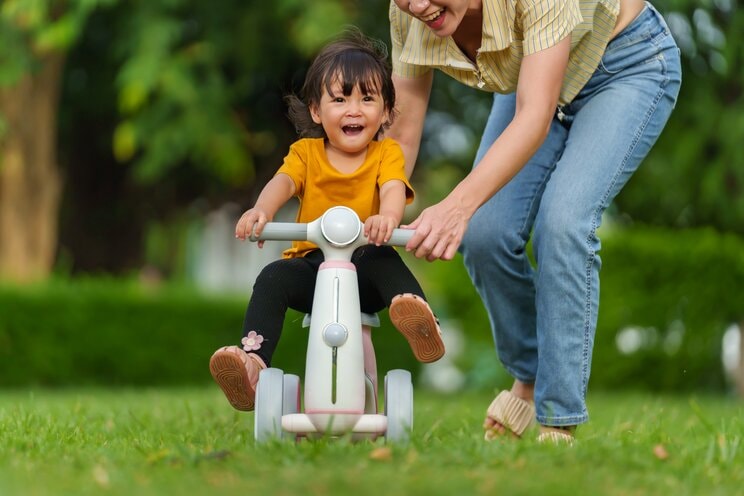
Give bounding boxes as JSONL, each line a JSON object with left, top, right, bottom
{"left": 510, "top": 379, "right": 535, "bottom": 403}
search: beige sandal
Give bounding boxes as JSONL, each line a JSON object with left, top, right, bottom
{"left": 537, "top": 427, "right": 575, "bottom": 444}
{"left": 483, "top": 390, "right": 535, "bottom": 440}
{"left": 389, "top": 294, "right": 445, "bottom": 363}
{"left": 209, "top": 346, "right": 266, "bottom": 411}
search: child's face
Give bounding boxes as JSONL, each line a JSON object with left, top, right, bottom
{"left": 310, "top": 79, "right": 388, "bottom": 156}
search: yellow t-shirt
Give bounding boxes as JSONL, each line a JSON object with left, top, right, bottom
{"left": 390, "top": 0, "right": 620, "bottom": 105}
{"left": 276, "top": 137, "right": 414, "bottom": 258}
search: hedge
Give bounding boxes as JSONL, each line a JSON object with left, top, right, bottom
{"left": 0, "top": 279, "right": 418, "bottom": 387}
{"left": 1, "top": 226, "right": 742, "bottom": 392}
{"left": 414, "top": 226, "right": 744, "bottom": 393}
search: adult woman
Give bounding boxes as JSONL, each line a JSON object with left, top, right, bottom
{"left": 386, "top": 0, "right": 681, "bottom": 442}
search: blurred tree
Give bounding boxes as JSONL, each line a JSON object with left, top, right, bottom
{"left": 618, "top": 0, "right": 744, "bottom": 234}
{"left": 3, "top": 0, "right": 742, "bottom": 282}
{"left": 0, "top": 0, "right": 115, "bottom": 282}
{"left": 59, "top": 0, "right": 355, "bottom": 276}
{"left": 2, "top": 0, "right": 355, "bottom": 280}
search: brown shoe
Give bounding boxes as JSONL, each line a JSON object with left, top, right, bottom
{"left": 209, "top": 346, "right": 266, "bottom": 411}
{"left": 389, "top": 294, "right": 445, "bottom": 363}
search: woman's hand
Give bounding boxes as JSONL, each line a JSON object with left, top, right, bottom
{"left": 403, "top": 196, "right": 471, "bottom": 261}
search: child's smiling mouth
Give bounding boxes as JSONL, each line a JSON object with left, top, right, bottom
{"left": 342, "top": 125, "right": 364, "bottom": 136}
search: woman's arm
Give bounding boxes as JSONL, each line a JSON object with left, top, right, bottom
{"left": 405, "top": 36, "right": 571, "bottom": 261}
{"left": 385, "top": 72, "right": 434, "bottom": 178}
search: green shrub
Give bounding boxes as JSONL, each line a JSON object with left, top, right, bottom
{"left": 2, "top": 227, "right": 741, "bottom": 391}
{"left": 0, "top": 278, "right": 418, "bottom": 387}
{"left": 411, "top": 226, "right": 744, "bottom": 393}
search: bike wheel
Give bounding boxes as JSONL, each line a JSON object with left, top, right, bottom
{"left": 254, "top": 368, "right": 285, "bottom": 443}
{"left": 283, "top": 374, "right": 301, "bottom": 415}
{"left": 384, "top": 369, "right": 413, "bottom": 444}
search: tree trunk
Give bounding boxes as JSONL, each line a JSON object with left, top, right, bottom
{"left": 0, "top": 52, "right": 65, "bottom": 283}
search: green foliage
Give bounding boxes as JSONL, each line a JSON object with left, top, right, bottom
{"left": 414, "top": 226, "right": 744, "bottom": 393}
{"left": 1, "top": 389, "right": 743, "bottom": 495}
{"left": 2, "top": 227, "right": 741, "bottom": 392}
{"left": 0, "top": 278, "right": 419, "bottom": 387}
{"left": 593, "top": 226, "right": 744, "bottom": 391}
{"left": 110, "top": 0, "right": 359, "bottom": 187}
{"left": 616, "top": 1, "right": 744, "bottom": 233}
{"left": 0, "top": 0, "right": 116, "bottom": 86}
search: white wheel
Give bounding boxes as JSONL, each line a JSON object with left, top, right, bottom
{"left": 282, "top": 374, "right": 300, "bottom": 415}
{"left": 254, "top": 368, "right": 285, "bottom": 443}
{"left": 384, "top": 369, "right": 413, "bottom": 443}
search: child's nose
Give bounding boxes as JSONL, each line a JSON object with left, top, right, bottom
{"left": 346, "top": 101, "right": 362, "bottom": 116}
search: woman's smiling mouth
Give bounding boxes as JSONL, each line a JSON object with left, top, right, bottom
{"left": 420, "top": 8, "right": 445, "bottom": 25}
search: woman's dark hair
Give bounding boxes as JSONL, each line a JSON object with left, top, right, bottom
{"left": 285, "top": 28, "right": 397, "bottom": 139}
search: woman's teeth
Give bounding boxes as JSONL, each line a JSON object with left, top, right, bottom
{"left": 421, "top": 9, "right": 444, "bottom": 22}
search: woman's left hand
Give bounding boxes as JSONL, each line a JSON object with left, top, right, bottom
{"left": 403, "top": 197, "right": 470, "bottom": 261}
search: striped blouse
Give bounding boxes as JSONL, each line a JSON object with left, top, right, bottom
{"left": 389, "top": 0, "right": 620, "bottom": 105}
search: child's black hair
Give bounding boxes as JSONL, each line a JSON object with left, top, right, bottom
{"left": 285, "top": 28, "right": 397, "bottom": 139}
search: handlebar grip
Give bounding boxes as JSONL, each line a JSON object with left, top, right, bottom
{"left": 386, "top": 228, "right": 415, "bottom": 247}
{"left": 249, "top": 223, "right": 308, "bottom": 242}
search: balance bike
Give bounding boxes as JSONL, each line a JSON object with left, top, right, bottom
{"left": 249, "top": 206, "right": 415, "bottom": 443}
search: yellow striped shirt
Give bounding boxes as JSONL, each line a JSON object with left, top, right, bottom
{"left": 389, "top": 0, "right": 620, "bottom": 105}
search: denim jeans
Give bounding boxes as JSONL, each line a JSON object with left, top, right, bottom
{"left": 460, "top": 3, "right": 682, "bottom": 426}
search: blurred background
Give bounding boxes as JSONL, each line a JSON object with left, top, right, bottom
{"left": 0, "top": 0, "right": 741, "bottom": 396}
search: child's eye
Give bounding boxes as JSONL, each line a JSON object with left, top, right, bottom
{"left": 362, "top": 95, "right": 376, "bottom": 102}
{"left": 333, "top": 97, "right": 345, "bottom": 103}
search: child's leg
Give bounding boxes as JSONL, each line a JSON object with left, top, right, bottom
{"left": 239, "top": 253, "right": 321, "bottom": 366}
{"left": 353, "top": 246, "right": 445, "bottom": 362}
{"left": 210, "top": 253, "right": 321, "bottom": 411}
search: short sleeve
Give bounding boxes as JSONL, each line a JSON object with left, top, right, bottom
{"left": 389, "top": 1, "right": 433, "bottom": 79}
{"left": 275, "top": 140, "right": 308, "bottom": 197}
{"left": 377, "top": 138, "right": 414, "bottom": 204}
{"left": 519, "top": 0, "right": 583, "bottom": 55}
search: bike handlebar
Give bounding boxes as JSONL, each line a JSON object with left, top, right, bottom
{"left": 250, "top": 223, "right": 415, "bottom": 247}
{"left": 249, "top": 223, "right": 307, "bottom": 242}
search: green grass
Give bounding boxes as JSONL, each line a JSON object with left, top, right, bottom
{"left": 1, "top": 388, "right": 742, "bottom": 496}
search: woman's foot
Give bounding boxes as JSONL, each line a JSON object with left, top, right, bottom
{"left": 389, "top": 293, "right": 445, "bottom": 363}
{"left": 209, "top": 346, "right": 266, "bottom": 411}
{"left": 483, "top": 380, "right": 535, "bottom": 439}
{"left": 537, "top": 426, "right": 576, "bottom": 444}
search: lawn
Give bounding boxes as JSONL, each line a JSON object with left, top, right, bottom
{"left": 1, "top": 387, "right": 742, "bottom": 496}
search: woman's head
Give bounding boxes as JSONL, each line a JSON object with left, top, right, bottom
{"left": 393, "top": 0, "right": 476, "bottom": 38}
{"left": 286, "top": 29, "right": 396, "bottom": 142}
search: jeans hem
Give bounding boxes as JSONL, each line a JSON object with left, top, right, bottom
{"left": 535, "top": 413, "right": 588, "bottom": 426}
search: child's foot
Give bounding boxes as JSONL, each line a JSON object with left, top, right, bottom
{"left": 389, "top": 294, "right": 445, "bottom": 363}
{"left": 209, "top": 346, "right": 266, "bottom": 411}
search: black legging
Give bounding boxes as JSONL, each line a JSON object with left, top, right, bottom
{"left": 241, "top": 245, "right": 425, "bottom": 366}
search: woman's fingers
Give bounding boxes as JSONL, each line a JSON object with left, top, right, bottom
{"left": 405, "top": 203, "right": 467, "bottom": 260}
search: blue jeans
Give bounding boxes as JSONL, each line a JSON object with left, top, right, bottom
{"left": 460, "top": 3, "right": 681, "bottom": 426}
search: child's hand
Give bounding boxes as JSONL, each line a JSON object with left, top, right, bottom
{"left": 364, "top": 215, "right": 397, "bottom": 246}
{"left": 235, "top": 208, "right": 271, "bottom": 248}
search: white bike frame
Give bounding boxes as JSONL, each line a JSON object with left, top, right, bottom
{"left": 250, "top": 206, "right": 414, "bottom": 441}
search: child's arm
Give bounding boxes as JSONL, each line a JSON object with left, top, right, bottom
{"left": 235, "top": 173, "right": 296, "bottom": 247}
{"left": 364, "top": 179, "right": 407, "bottom": 246}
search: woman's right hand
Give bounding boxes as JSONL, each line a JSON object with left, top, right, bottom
{"left": 403, "top": 195, "right": 471, "bottom": 261}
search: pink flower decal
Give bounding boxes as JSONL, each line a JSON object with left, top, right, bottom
{"left": 241, "top": 331, "right": 264, "bottom": 351}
